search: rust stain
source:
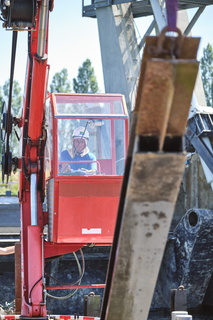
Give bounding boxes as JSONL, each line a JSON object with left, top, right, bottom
{"left": 158, "top": 212, "right": 166, "bottom": 219}
{"left": 146, "top": 232, "right": 152, "bottom": 237}
{"left": 153, "top": 223, "right": 160, "bottom": 230}
{"left": 141, "top": 211, "right": 149, "bottom": 217}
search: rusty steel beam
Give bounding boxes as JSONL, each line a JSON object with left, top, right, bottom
{"left": 135, "top": 34, "right": 200, "bottom": 151}
{"left": 136, "top": 59, "right": 175, "bottom": 151}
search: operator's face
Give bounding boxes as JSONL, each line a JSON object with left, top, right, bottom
{"left": 73, "top": 138, "right": 86, "bottom": 153}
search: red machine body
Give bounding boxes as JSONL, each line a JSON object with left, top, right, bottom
{"left": 45, "top": 93, "right": 128, "bottom": 244}
{"left": 11, "top": 2, "right": 129, "bottom": 317}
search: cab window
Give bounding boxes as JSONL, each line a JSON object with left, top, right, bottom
{"left": 57, "top": 118, "right": 126, "bottom": 176}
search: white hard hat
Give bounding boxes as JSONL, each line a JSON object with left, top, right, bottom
{"left": 72, "top": 126, "right": 89, "bottom": 140}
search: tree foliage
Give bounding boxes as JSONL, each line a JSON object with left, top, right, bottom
{"left": 50, "top": 68, "right": 71, "bottom": 93}
{"left": 2, "top": 80, "right": 22, "bottom": 116}
{"left": 200, "top": 43, "right": 213, "bottom": 107}
{"left": 73, "top": 59, "right": 99, "bottom": 93}
{"left": 0, "top": 86, "right": 3, "bottom": 106}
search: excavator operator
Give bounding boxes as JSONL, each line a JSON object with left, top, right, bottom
{"left": 60, "top": 126, "right": 97, "bottom": 174}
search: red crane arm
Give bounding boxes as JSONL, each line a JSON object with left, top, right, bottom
{"left": 19, "top": 1, "right": 52, "bottom": 317}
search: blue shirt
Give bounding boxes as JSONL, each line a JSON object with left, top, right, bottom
{"left": 60, "top": 150, "right": 97, "bottom": 170}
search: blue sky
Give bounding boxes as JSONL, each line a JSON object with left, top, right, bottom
{"left": 0, "top": 2, "right": 212, "bottom": 93}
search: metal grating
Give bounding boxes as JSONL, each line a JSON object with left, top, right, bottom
{"left": 82, "top": 0, "right": 213, "bottom": 18}
{"left": 194, "top": 112, "right": 213, "bottom": 137}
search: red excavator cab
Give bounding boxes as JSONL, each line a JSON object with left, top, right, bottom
{"left": 45, "top": 93, "right": 129, "bottom": 245}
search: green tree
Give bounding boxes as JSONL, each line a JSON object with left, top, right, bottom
{"left": 200, "top": 43, "right": 213, "bottom": 107}
{"left": 0, "top": 86, "right": 3, "bottom": 106}
{"left": 73, "top": 59, "right": 99, "bottom": 93}
{"left": 3, "top": 80, "right": 22, "bottom": 116}
{"left": 50, "top": 68, "right": 71, "bottom": 93}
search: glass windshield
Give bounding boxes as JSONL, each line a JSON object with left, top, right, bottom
{"left": 55, "top": 95, "right": 125, "bottom": 115}
{"left": 57, "top": 118, "right": 126, "bottom": 176}
{"left": 45, "top": 98, "right": 53, "bottom": 178}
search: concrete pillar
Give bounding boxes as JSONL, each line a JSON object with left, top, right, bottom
{"left": 177, "top": 10, "right": 206, "bottom": 106}
{"left": 95, "top": 2, "right": 140, "bottom": 113}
